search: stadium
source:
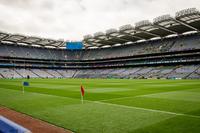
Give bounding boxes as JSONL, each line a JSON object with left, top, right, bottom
{"left": 0, "top": 3, "right": 200, "bottom": 133}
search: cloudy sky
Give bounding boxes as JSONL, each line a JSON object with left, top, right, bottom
{"left": 0, "top": 0, "right": 200, "bottom": 41}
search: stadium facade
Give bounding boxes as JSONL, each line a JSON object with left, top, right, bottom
{"left": 0, "top": 8, "right": 200, "bottom": 79}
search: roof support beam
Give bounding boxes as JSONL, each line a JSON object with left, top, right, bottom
{"left": 15, "top": 37, "right": 29, "bottom": 44}
{"left": 83, "top": 40, "right": 101, "bottom": 47}
{"left": 55, "top": 42, "right": 66, "bottom": 47}
{"left": 120, "top": 32, "right": 145, "bottom": 40}
{"left": 94, "top": 36, "right": 119, "bottom": 45}
{"left": 173, "top": 18, "right": 199, "bottom": 31}
{"left": 137, "top": 29, "right": 160, "bottom": 37}
{"left": 154, "top": 24, "right": 178, "bottom": 34}
{"left": 31, "top": 39, "right": 46, "bottom": 46}
{"left": 0, "top": 34, "right": 11, "bottom": 41}
{"left": 107, "top": 34, "right": 131, "bottom": 43}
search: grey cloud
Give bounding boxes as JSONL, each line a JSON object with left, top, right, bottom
{"left": 0, "top": 0, "right": 199, "bottom": 40}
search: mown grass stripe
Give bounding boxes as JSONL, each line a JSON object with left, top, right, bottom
{"left": 94, "top": 101, "right": 200, "bottom": 119}
{"left": 1, "top": 86, "right": 200, "bottom": 119}
{"left": 0, "top": 79, "right": 200, "bottom": 133}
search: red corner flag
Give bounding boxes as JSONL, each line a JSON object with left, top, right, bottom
{"left": 81, "top": 85, "right": 85, "bottom": 96}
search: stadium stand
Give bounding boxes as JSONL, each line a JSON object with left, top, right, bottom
{"left": 0, "top": 8, "right": 200, "bottom": 79}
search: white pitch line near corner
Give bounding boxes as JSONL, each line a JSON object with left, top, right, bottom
{"left": 1, "top": 87, "right": 200, "bottom": 119}
{"left": 99, "top": 96, "right": 137, "bottom": 102}
{"left": 93, "top": 101, "right": 200, "bottom": 119}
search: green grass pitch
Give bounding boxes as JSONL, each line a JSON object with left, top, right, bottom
{"left": 0, "top": 78, "right": 200, "bottom": 133}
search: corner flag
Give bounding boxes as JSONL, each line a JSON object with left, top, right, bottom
{"left": 80, "top": 85, "right": 85, "bottom": 104}
{"left": 22, "top": 81, "right": 29, "bottom": 93}
{"left": 23, "top": 81, "right": 29, "bottom": 86}
{"left": 81, "top": 85, "right": 85, "bottom": 96}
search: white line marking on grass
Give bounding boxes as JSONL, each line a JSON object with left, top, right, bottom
{"left": 137, "top": 91, "right": 200, "bottom": 102}
{"left": 87, "top": 88, "right": 133, "bottom": 93}
{"left": 146, "top": 84, "right": 182, "bottom": 87}
{"left": 2, "top": 87, "right": 200, "bottom": 119}
{"left": 94, "top": 101, "right": 200, "bottom": 119}
{"left": 100, "top": 96, "right": 137, "bottom": 102}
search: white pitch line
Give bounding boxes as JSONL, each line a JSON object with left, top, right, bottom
{"left": 99, "top": 90, "right": 193, "bottom": 102}
{"left": 100, "top": 96, "right": 137, "bottom": 102}
{"left": 1, "top": 87, "right": 200, "bottom": 119}
{"left": 94, "top": 101, "right": 200, "bottom": 119}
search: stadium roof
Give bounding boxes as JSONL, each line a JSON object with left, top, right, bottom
{"left": 0, "top": 32, "right": 66, "bottom": 48}
{"left": 0, "top": 8, "right": 200, "bottom": 49}
{"left": 83, "top": 8, "right": 200, "bottom": 49}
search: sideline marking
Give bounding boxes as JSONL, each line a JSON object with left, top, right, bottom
{"left": 1, "top": 87, "right": 200, "bottom": 119}
{"left": 94, "top": 101, "right": 200, "bottom": 119}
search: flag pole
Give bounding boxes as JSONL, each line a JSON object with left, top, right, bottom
{"left": 22, "top": 85, "right": 24, "bottom": 94}
{"left": 22, "top": 81, "right": 24, "bottom": 94}
{"left": 81, "top": 94, "right": 83, "bottom": 104}
{"left": 80, "top": 84, "right": 84, "bottom": 104}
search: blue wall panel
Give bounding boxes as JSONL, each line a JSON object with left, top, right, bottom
{"left": 66, "top": 42, "right": 83, "bottom": 50}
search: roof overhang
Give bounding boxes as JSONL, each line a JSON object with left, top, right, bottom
{"left": 0, "top": 32, "right": 66, "bottom": 48}
{"left": 83, "top": 8, "right": 200, "bottom": 49}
